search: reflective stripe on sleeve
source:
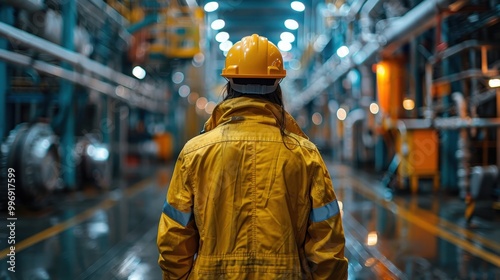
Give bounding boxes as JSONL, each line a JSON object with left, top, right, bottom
{"left": 162, "top": 200, "right": 193, "bottom": 227}
{"left": 310, "top": 199, "right": 340, "bottom": 223}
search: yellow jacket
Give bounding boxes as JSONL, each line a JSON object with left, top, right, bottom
{"left": 157, "top": 97, "right": 348, "bottom": 279}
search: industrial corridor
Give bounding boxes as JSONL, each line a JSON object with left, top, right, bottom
{"left": 0, "top": 0, "right": 500, "bottom": 279}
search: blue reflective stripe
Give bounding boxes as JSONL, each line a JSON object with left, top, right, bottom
{"left": 162, "top": 200, "right": 193, "bottom": 227}
{"left": 310, "top": 199, "right": 340, "bottom": 222}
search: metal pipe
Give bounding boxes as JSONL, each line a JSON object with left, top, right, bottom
{"left": 423, "top": 41, "right": 500, "bottom": 122}
{"left": 118, "top": 105, "right": 128, "bottom": 176}
{"left": 328, "top": 100, "right": 340, "bottom": 160}
{"left": 347, "top": 0, "right": 368, "bottom": 20}
{"left": 0, "top": 54, "right": 5, "bottom": 141}
{"left": 452, "top": 92, "right": 470, "bottom": 199}
{"left": 0, "top": 21, "right": 167, "bottom": 103}
{"left": 0, "top": 0, "right": 45, "bottom": 12}
{"left": 40, "top": 10, "right": 93, "bottom": 56}
{"left": 469, "top": 49, "right": 480, "bottom": 137}
{"left": 427, "top": 40, "right": 500, "bottom": 64}
{"left": 87, "top": 0, "right": 127, "bottom": 25}
{"left": 382, "top": 0, "right": 468, "bottom": 54}
{"left": 434, "top": 117, "right": 500, "bottom": 129}
{"left": 394, "top": 117, "right": 500, "bottom": 130}
{"left": 497, "top": 89, "right": 500, "bottom": 168}
{"left": 355, "top": 0, "right": 448, "bottom": 64}
{"left": 359, "top": 0, "right": 384, "bottom": 42}
{"left": 343, "top": 109, "right": 366, "bottom": 162}
{"left": 397, "top": 120, "right": 409, "bottom": 156}
{"left": 77, "top": 0, "right": 130, "bottom": 46}
{"left": 424, "top": 63, "right": 434, "bottom": 119}
{"left": 0, "top": 5, "right": 13, "bottom": 142}
{"left": 0, "top": 49, "right": 165, "bottom": 113}
{"left": 289, "top": 0, "right": 467, "bottom": 113}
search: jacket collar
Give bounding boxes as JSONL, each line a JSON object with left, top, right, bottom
{"left": 202, "top": 97, "right": 308, "bottom": 139}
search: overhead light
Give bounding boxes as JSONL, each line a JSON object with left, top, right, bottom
{"left": 367, "top": 231, "right": 378, "bottom": 246}
{"left": 205, "top": 101, "right": 216, "bottom": 115}
{"left": 87, "top": 144, "right": 109, "bottom": 161}
{"left": 376, "top": 64, "right": 386, "bottom": 76}
{"left": 172, "top": 71, "right": 184, "bottom": 84}
{"left": 369, "top": 102, "right": 379, "bottom": 114}
{"left": 179, "top": 85, "right": 191, "bottom": 98}
{"left": 192, "top": 52, "right": 205, "bottom": 67}
{"left": 188, "top": 92, "right": 199, "bottom": 104}
{"left": 210, "top": 19, "right": 225, "bottom": 30}
{"left": 284, "top": 19, "right": 299, "bottom": 30}
{"left": 132, "top": 66, "right": 146, "bottom": 79}
{"left": 219, "top": 40, "right": 233, "bottom": 51}
{"left": 196, "top": 97, "right": 208, "bottom": 110}
{"left": 204, "top": 1, "right": 219, "bottom": 12}
{"left": 337, "top": 45, "right": 349, "bottom": 58}
{"left": 337, "top": 108, "right": 347, "bottom": 121}
{"left": 215, "top": 31, "right": 229, "bottom": 42}
{"left": 403, "top": 98, "right": 415, "bottom": 111}
{"left": 312, "top": 112, "right": 323, "bottom": 125}
{"left": 313, "top": 34, "right": 329, "bottom": 52}
{"left": 280, "top": 31, "right": 295, "bottom": 43}
{"left": 278, "top": 41, "right": 292, "bottom": 52}
{"left": 291, "top": 1, "right": 305, "bottom": 12}
{"left": 489, "top": 78, "right": 500, "bottom": 88}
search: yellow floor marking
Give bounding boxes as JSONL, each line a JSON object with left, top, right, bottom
{"left": 344, "top": 177, "right": 500, "bottom": 267}
{"left": 403, "top": 198, "right": 500, "bottom": 253}
{"left": 0, "top": 177, "right": 154, "bottom": 260}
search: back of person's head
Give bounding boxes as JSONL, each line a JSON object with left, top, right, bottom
{"left": 221, "top": 34, "right": 286, "bottom": 105}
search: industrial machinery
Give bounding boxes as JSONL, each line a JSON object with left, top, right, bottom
{"left": 0, "top": 123, "right": 60, "bottom": 209}
{"left": 75, "top": 134, "right": 111, "bottom": 189}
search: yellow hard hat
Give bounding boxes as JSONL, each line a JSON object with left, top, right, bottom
{"left": 221, "top": 34, "right": 286, "bottom": 79}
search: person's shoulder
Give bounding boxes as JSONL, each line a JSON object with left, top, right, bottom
{"left": 284, "top": 132, "right": 320, "bottom": 152}
{"left": 181, "top": 129, "right": 221, "bottom": 155}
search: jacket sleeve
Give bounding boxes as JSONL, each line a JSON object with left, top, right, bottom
{"left": 157, "top": 151, "right": 199, "bottom": 280}
{"left": 305, "top": 154, "right": 348, "bottom": 280}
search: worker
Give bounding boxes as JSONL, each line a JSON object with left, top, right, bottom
{"left": 157, "top": 34, "right": 348, "bottom": 279}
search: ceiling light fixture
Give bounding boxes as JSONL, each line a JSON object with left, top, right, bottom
{"left": 291, "top": 1, "right": 305, "bottom": 12}
{"left": 280, "top": 31, "right": 295, "bottom": 42}
{"left": 132, "top": 66, "right": 146, "bottom": 80}
{"left": 369, "top": 103, "right": 379, "bottom": 114}
{"left": 211, "top": 19, "right": 225, "bottom": 30}
{"left": 337, "top": 45, "right": 349, "bottom": 58}
{"left": 215, "top": 31, "right": 229, "bottom": 42}
{"left": 219, "top": 40, "right": 233, "bottom": 52}
{"left": 488, "top": 78, "right": 500, "bottom": 88}
{"left": 337, "top": 108, "right": 347, "bottom": 121}
{"left": 204, "top": 2, "right": 219, "bottom": 12}
{"left": 284, "top": 19, "right": 299, "bottom": 30}
{"left": 278, "top": 41, "right": 292, "bottom": 52}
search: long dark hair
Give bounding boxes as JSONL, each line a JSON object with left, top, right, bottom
{"left": 222, "top": 79, "right": 288, "bottom": 140}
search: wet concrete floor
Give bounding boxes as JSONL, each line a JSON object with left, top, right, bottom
{"left": 0, "top": 163, "right": 499, "bottom": 279}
